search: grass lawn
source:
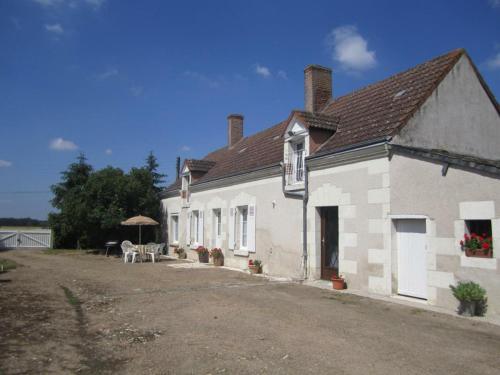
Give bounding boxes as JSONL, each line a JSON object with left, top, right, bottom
{"left": 0, "top": 258, "right": 18, "bottom": 273}
{"left": 42, "top": 249, "right": 94, "bottom": 255}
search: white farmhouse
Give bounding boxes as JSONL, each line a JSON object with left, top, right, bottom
{"left": 161, "top": 49, "right": 500, "bottom": 317}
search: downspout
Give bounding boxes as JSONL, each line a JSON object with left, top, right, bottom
{"left": 280, "top": 162, "right": 309, "bottom": 280}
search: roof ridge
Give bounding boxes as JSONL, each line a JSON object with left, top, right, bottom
{"left": 320, "top": 48, "right": 464, "bottom": 112}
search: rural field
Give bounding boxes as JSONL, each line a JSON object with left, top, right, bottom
{"left": 1, "top": 249, "right": 499, "bottom": 374}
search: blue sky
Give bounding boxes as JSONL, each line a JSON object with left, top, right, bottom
{"left": 1, "top": 0, "right": 499, "bottom": 220}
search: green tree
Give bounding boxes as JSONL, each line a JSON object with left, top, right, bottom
{"left": 145, "top": 151, "right": 166, "bottom": 190}
{"left": 48, "top": 153, "right": 93, "bottom": 248}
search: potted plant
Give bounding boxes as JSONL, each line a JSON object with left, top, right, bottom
{"left": 173, "top": 247, "right": 187, "bottom": 259}
{"left": 450, "top": 281, "right": 488, "bottom": 317}
{"left": 210, "top": 248, "right": 224, "bottom": 266}
{"left": 248, "top": 259, "right": 262, "bottom": 274}
{"left": 331, "top": 273, "right": 345, "bottom": 290}
{"left": 460, "top": 233, "right": 493, "bottom": 258}
{"left": 195, "top": 246, "right": 209, "bottom": 263}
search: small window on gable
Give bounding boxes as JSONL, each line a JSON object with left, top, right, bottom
{"left": 462, "top": 220, "right": 493, "bottom": 258}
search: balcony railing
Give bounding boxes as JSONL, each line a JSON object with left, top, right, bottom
{"left": 285, "top": 150, "right": 305, "bottom": 186}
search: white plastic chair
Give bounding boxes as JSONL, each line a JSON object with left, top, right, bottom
{"left": 145, "top": 243, "right": 160, "bottom": 263}
{"left": 121, "top": 240, "right": 138, "bottom": 263}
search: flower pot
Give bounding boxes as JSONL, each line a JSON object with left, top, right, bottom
{"left": 459, "top": 300, "right": 477, "bottom": 317}
{"left": 248, "top": 265, "right": 261, "bottom": 274}
{"left": 465, "top": 248, "right": 492, "bottom": 258}
{"left": 198, "top": 252, "right": 209, "bottom": 263}
{"left": 213, "top": 257, "right": 224, "bottom": 267}
{"left": 332, "top": 278, "right": 345, "bottom": 290}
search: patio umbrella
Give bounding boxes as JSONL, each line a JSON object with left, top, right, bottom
{"left": 121, "top": 215, "right": 159, "bottom": 245}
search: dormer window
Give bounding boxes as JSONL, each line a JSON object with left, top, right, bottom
{"left": 180, "top": 165, "right": 191, "bottom": 201}
{"left": 284, "top": 120, "right": 308, "bottom": 187}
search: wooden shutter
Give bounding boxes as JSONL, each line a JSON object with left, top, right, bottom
{"left": 186, "top": 211, "right": 191, "bottom": 245}
{"left": 248, "top": 205, "right": 256, "bottom": 253}
{"left": 199, "top": 210, "right": 204, "bottom": 246}
{"left": 228, "top": 207, "right": 235, "bottom": 250}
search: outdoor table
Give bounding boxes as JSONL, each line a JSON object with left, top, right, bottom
{"left": 136, "top": 245, "right": 146, "bottom": 262}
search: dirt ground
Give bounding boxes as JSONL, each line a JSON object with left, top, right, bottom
{"left": 1, "top": 249, "right": 499, "bottom": 375}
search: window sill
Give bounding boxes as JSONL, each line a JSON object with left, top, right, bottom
{"left": 460, "top": 255, "right": 497, "bottom": 270}
{"left": 234, "top": 249, "right": 249, "bottom": 257}
{"left": 285, "top": 182, "right": 305, "bottom": 191}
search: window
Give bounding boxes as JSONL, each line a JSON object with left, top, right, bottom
{"left": 286, "top": 140, "right": 306, "bottom": 185}
{"left": 213, "top": 209, "right": 222, "bottom": 247}
{"left": 239, "top": 206, "right": 248, "bottom": 249}
{"left": 181, "top": 174, "right": 190, "bottom": 200}
{"left": 294, "top": 142, "right": 304, "bottom": 183}
{"left": 170, "top": 214, "right": 179, "bottom": 243}
{"left": 229, "top": 204, "right": 255, "bottom": 253}
{"left": 464, "top": 220, "right": 493, "bottom": 258}
{"left": 191, "top": 210, "right": 199, "bottom": 243}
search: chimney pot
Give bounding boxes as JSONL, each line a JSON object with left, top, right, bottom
{"left": 304, "top": 65, "right": 332, "bottom": 113}
{"left": 227, "top": 114, "right": 244, "bottom": 147}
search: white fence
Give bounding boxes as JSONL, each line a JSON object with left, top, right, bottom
{"left": 0, "top": 229, "right": 52, "bottom": 249}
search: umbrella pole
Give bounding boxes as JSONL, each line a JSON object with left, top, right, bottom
{"left": 139, "top": 225, "right": 142, "bottom": 245}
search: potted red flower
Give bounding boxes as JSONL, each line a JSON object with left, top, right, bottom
{"left": 331, "top": 273, "right": 345, "bottom": 290}
{"left": 460, "top": 233, "right": 493, "bottom": 258}
{"left": 248, "top": 259, "right": 262, "bottom": 274}
{"left": 195, "top": 246, "right": 209, "bottom": 263}
{"left": 210, "top": 248, "right": 224, "bottom": 266}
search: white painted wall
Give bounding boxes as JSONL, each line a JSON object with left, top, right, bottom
{"left": 162, "top": 176, "right": 304, "bottom": 278}
{"left": 393, "top": 55, "right": 500, "bottom": 160}
{"left": 390, "top": 153, "right": 500, "bottom": 317}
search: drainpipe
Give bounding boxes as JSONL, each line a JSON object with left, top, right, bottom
{"left": 280, "top": 162, "right": 309, "bottom": 280}
{"left": 303, "top": 164, "right": 309, "bottom": 280}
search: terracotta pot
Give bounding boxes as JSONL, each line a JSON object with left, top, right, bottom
{"left": 465, "top": 248, "right": 492, "bottom": 258}
{"left": 332, "top": 278, "right": 345, "bottom": 290}
{"left": 249, "top": 265, "right": 261, "bottom": 274}
{"left": 213, "top": 257, "right": 224, "bottom": 267}
{"left": 198, "top": 252, "right": 209, "bottom": 263}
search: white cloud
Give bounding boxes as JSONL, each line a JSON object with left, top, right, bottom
{"left": 277, "top": 70, "right": 288, "bottom": 80}
{"left": 326, "top": 25, "right": 377, "bottom": 71}
{"left": 0, "top": 160, "right": 12, "bottom": 168}
{"left": 50, "top": 138, "right": 78, "bottom": 151}
{"left": 180, "top": 145, "right": 191, "bottom": 152}
{"left": 33, "top": 0, "right": 106, "bottom": 9}
{"left": 105, "top": 148, "right": 112, "bottom": 155}
{"left": 33, "top": 0, "right": 64, "bottom": 6}
{"left": 255, "top": 63, "right": 271, "bottom": 78}
{"left": 44, "top": 23, "right": 64, "bottom": 34}
{"left": 85, "top": 0, "right": 106, "bottom": 9}
{"left": 97, "top": 68, "right": 118, "bottom": 80}
{"left": 184, "top": 71, "right": 220, "bottom": 88}
{"left": 130, "top": 86, "right": 143, "bottom": 97}
{"left": 489, "top": 0, "right": 500, "bottom": 8}
{"left": 486, "top": 52, "right": 500, "bottom": 70}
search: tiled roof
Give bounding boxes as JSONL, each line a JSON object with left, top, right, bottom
{"left": 196, "top": 121, "right": 287, "bottom": 183}
{"left": 317, "top": 49, "right": 465, "bottom": 154}
{"left": 292, "top": 110, "right": 339, "bottom": 131}
{"left": 164, "top": 49, "right": 495, "bottom": 192}
{"left": 185, "top": 159, "right": 216, "bottom": 172}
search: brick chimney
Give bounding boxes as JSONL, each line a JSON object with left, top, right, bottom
{"left": 304, "top": 65, "right": 332, "bottom": 113}
{"left": 227, "top": 114, "right": 244, "bottom": 147}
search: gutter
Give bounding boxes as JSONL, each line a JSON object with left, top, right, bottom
{"left": 280, "top": 162, "right": 309, "bottom": 280}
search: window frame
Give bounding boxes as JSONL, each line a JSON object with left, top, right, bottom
{"left": 170, "top": 214, "right": 179, "bottom": 243}
{"left": 191, "top": 210, "right": 200, "bottom": 244}
{"left": 238, "top": 206, "right": 248, "bottom": 250}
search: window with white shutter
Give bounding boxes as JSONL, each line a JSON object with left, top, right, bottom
{"left": 186, "top": 212, "right": 191, "bottom": 245}
{"left": 199, "top": 210, "right": 204, "bottom": 246}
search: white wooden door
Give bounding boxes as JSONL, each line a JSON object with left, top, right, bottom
{"left": 396, "top": 219, "right": 427, "bottom": 299}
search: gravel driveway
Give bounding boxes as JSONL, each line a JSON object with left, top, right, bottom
{"left": 1, "top": 249, "right": 499, "bottom": 374}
